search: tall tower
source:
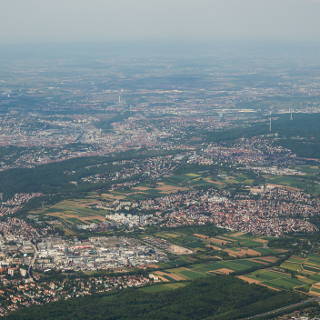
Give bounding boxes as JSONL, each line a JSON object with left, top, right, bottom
{"left": 269, "top": 111, "right": 272, "bottom": 133}
{"left": 289, "top": 107, "right": 293, "bottom": 120}
{"left": 118, "top": 89, "right": 124, "bottom": 105}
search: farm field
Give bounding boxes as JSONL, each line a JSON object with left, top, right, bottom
{"left": 147, "top": 227, "right": 285, "bottom": 271}
{"left": 293, "top": 164, "right": 320, "bottom": 176}
{"left": 29, "top": 198, "right": 107, "bottom": 227}
{"left": 240, "top": 253, "right": 320, "bottom": 295}
{"left": 121, "top": 166, "right": 260, "bottom": 199}
{"left": 152, "top": 256, "right": 280, "bottom": 282}
{"left": 280, "top": 255, "right": 320, "bottom": 276}
{"left": 168, "top": 230, "right": 282, "bottom": 257}
{"left": 240, "top": 267, "right": 308, "bottom": 291}
{"left": 143, "top": 228, "right": 310, "bottom": 297}
{"left": 266, "top": 174, "right": 320, "bottom": 196}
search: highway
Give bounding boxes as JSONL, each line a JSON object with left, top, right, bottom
{"left": 241, "top": 297, "right": 319, "bottom": 320}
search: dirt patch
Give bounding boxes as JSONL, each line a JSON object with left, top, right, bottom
{"left": 204, "top": 178, "right": 224, "bottom": 185}
{"left": 253, "top": 238, "right": 269, "bottom": 244}
{"left": 168, "top": 245, "right": 193, "bottom": 255}
{"left": 250, "top": 259, "right": 270, "bottom": 265}
{"left": 261, "top": 284, "right": 281, "bottom": 291}
{"left": 291, "top": 256, "right": 305, "bottom": 261}
{"left": 210, "top": 268, "right": 234, "bottom": 275}
{"left": 48, "top": 212, "right": 105, "bottom": 222}
{"left": 194, "top": 233, "right": 208, "bottom": 239}
{"left": 246, "top": 249, "right": 261, "bottom": 256}
{"left": 303, "top": 270, "right": 317, "bottom": 275}
{"left": 304, "top": 261, "right": 320, "bottom": 269}
{"left": 76, "top": 201, "right": 101, "bottom": 208}
{"left": 145, "top": 264, "right": 160, "bottom": 269}
{"left": 48, "top": 212, "right": 81, "bottom": 220}
{"left": 224, "top": 248, "right": 261, "bottom": 258}
{"left": 101, "top": 193, "right": 126, "bottom": 200}
{"left": 206, "top": 237, "right": 230, "bottom": 246}
{"left": 166, "top": 273, "right": 187, "bottom": 281}
{"left": 266, "top": 184, "right": 301, "bottom": 192}
{"left": 237, "top": 276, "right": 262, "bottom": 284}
{"left": 274, "top": 249, "right": 288, "bottom": 253}
{"left": 217, "top": 236, "right": 236, "bottom": 242}
{"left": 229, "top": 232, "right": 245, "bottom": 238}
{"left": 156, "top": 183, "right": 188, "bottom": 194}
{"left": 237, "top": 276, "right": 280, "bottom": 291}
{"left": 133, "top": 186, "right": 151, "bottom": 191}
{"left": 206, "top": 244, "right": 222, "bottom": 251}
{"left": 154, "top": 270, "right": 190, "bottom": 282}
{"left": 48, "top": 212, "right": 67, "bottom": 217}
{"left": 79, "top": 216, "right": 105, "bottom": 222}
{"left": 259, "top": 256, "right": 278, "bottom": 263}
{"left": 153, "top": 271, "right": 171, "bottom": 282}
{"left": 301, "top": 158, "right": 320, "bottom": 162}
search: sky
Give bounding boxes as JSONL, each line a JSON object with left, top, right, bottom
{"left": 0, "top": 0, "right": 320, "bottom": 44}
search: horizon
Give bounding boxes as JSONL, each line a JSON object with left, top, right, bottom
{"left": 1, "top": 0, "right": 320, "bottom": 44}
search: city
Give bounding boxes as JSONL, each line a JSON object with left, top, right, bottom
{"left": 0, "top": 43, "right": 320, "bottom": 319}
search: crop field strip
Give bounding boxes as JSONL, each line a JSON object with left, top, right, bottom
{"left": 29, "top": 196, "right": 320, "bottom": 299}
{"left": 240, "top": 253, "right": 320, "bottom": 294}
{"left": 145, "top": 229, "right": 320, "bottom": 299}
{"left": 152, "top": 255, "right": 280, "bottom": 282}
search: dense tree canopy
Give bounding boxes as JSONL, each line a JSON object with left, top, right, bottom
{"left": 4, "top": 276, "right": 301, "bottom": 320}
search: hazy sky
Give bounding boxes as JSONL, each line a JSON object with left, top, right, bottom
{"left": 1, "top": 0, "right": 320, "bottom": 43}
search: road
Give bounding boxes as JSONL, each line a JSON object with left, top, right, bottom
{"left": 28, "top": 242, "right": 38, "bottom": 279}
{"left": 241, "top": 298, "right": 319, "bottom": 320}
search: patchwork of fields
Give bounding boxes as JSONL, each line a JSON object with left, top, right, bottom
{"left": 147, "top": 230, "right": 288, "bottom": 285}
{"left": 228, "top": 254, "right": 320, "bottom": 296}
{"left": 27, "top": 164, "right": 262, "bottom": 231}
{"left": 25, "top": 162, "right": 320, "bottom": 302}
{"left": 265, "top": 163, "right": 320, "bottom": 196}
{"left": 152, "top": 257, "right": 280, "bottom": 282}
{"left": 146, "top": 229, "right": 320, "bottom": 299}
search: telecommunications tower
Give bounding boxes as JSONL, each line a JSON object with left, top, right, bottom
{"left": 269, "top": 111, "right": 272, "bottom": 133}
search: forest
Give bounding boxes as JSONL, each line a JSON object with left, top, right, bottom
{"left": 205, "top": 113, "right": 320, "bottom": 158}
{"left": 4, "top": 276, "right": 302, "bottom": 320}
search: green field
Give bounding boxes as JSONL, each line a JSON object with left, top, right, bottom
{"left": 266, "top": 175, "right": 320, "bottom": 195}
{"left": 241, "top": 253, "right": 320, "bottom": 294}
{"left": 157, "top": 257, "right": 276, "bottom": 282}
{"left": 244, "top": 268, "right": 305, "bottom": 290}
